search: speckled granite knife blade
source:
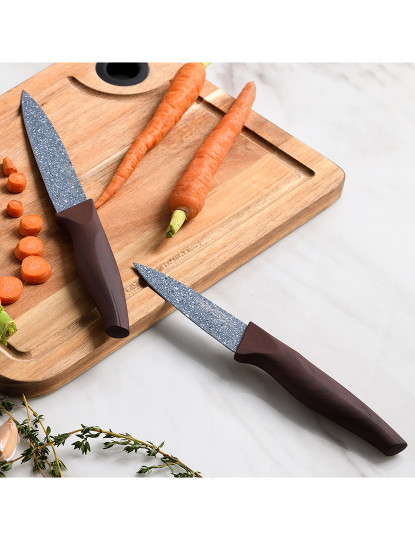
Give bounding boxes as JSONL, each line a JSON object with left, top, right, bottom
{"left": 133, "top": 263, "right": 247, "bottom": 352}
{"left": 21, "top": 90, "right": 87, "bottom": 212}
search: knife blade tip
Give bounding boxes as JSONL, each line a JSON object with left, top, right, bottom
{"left": 133, "top": 263, "right": 154, "bottom": 288}
{"left": 133, "top": 262, "right": 146, "bottom": 274}
{"left": 21, "top": 90, "right": 33, "bottom": 112}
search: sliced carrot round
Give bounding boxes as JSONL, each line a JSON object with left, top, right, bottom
{"left": 0, "top": 276, "right": 23, "bottom": 304}
{"left": 14, "top": 236, "right": 44, "bottom": 261}
{"left": 3, "top": 157, "right": 17, "bottom": 176}
{"left": 6, "top": 200, "right": 24, "bottom": 218}
{"left": 7, "top": 172, "right": 27, "bottom": 193}
{"left": 21, "top": 256, "right": 51, "bottom": 284}
{"left": 19, "top": 214, "right": 43, "bottom": 236}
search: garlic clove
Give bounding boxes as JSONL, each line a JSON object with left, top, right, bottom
{"left": 0, "top": 416, "right": 19, "bottom": 460}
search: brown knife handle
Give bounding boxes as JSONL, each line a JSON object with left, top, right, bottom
{"left": 56, "top": 199, "right": 130, "bottom": 339}
{"left": 234, "top": 322, "right": 407, "bottom": 456}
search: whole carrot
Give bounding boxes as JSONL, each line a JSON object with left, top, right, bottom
{"left": 166, "top": 81, "right": 256, "bottom": 238}
{"left": 95, "top": 62, "right": 207, "bottom": 209}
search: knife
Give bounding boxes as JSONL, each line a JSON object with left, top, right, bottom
{"left": 21, "top": 91, "right": 130, "bottom": 338}
{"left": 133, "top": 263, "right": 407, "bottom": 456}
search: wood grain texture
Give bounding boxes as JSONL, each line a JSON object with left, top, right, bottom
{"left": 0, "top": 63, "right": 345, "bottom": 397}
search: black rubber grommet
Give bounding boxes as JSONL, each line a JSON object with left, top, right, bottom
{"left": 95, "top": 63, "right": 149, "bottom": 86}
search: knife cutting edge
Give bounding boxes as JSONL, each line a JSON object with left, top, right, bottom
{"left": 21, "top": 91, "right": 129, "bottom": 338}
{"left": 133, "top": 263, "right": 407, "bottom": 456}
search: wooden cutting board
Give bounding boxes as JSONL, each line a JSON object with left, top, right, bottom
{"left": 0, "top": 63, "right": 345, "bottom": 397}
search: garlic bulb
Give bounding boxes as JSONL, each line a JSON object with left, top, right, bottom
{"left": 0, "top": 417, "right": 19, "bottom": 460}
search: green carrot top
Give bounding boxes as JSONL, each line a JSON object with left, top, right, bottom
{"left": 0, "top": 305, "right": 17, "bottom": 346}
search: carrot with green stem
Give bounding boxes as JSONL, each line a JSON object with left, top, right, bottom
{"left": 166, "top": 81, "right": 256, "bottom": 238}
{"left": 95, "top": 62, "right": 208, "bottom": 209}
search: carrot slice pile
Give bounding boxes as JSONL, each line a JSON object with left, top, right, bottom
{"left": 3, "top": 157, "right": 17, "bottom": 176}
{"left": 19, "top": 214, "right": 43, "bottom": 236}
{"left": 1, "top": 157, "right": 51, "bottom": 317}
{"left": 0, "top": 276, "right": 23, "bottom": 304}
{"left": 6, "top": 200, "right": 24, "bottom": 218}
{"left": 21, "top": 256, "right": 52, "bottom": 284}
{"left": 7, "top": 172, "right": 27, "bottom": 193}
{"left": 14, "top": 236, "right": 44, "bottom": 261}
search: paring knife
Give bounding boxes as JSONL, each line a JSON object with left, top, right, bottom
{"left": 133, "top": 263, "right": 407, "bottom": 456}
{"left": 22, "top": 91, "right": 130, "bottom": 338}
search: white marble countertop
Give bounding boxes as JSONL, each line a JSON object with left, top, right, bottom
{"left": 1, "top": 63, "right": 414, "bottom": 477}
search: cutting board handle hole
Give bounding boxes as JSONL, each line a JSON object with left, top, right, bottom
{"left": 95, "top": 63, "right": 149, "bottom": 86}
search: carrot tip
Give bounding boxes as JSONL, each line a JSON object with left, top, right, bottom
{"left": 166, "top": 209, "right": 187, "bottom": 238}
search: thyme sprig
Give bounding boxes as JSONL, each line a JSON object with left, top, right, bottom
{"left": 21, "top": 395, "right": 47, "bottom": 477}
{"left": 0, "top": 397, "right": 201, "bottom": 478}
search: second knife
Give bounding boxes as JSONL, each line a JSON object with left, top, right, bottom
{"left": 22, "top": 91, "right": 129, "bottom": 338}
{"left": 134, "top": 263, "right": 407, "bottom": 456}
